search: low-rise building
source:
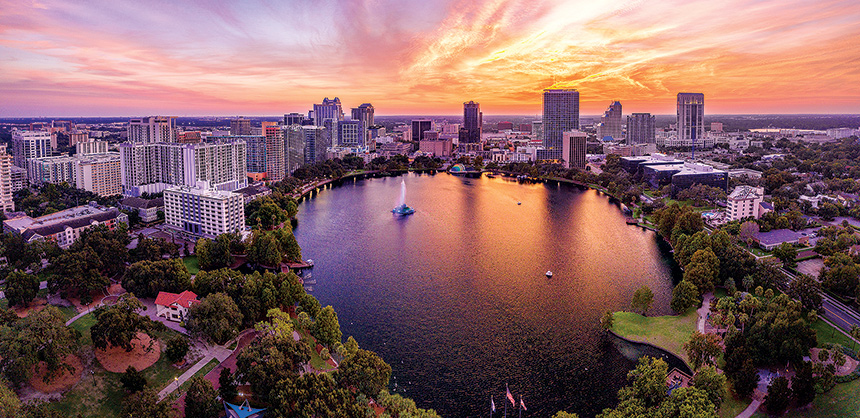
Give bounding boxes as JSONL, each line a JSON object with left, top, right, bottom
{"left": 163, "top": 182, "right": 245, "bottom": 240}
{"left": 154, "top": 290, "right": 198, "bottom": 322}
{"left": 234, "top": 183, "right": 272, "bottom": 205}
{"left": 670, "top": 163, "right": 728, "bottom": 198}
{"left": 726, "top": 186, "right": 770, "bottom": 221}
{"left": 3, "top": 203, "right": 128, "bottom": 248}
{"left": 120, "top": 196, "right": 164, "bottom": 223}
{"left": 753, "top": 229, "right": 809, "bottom": 251}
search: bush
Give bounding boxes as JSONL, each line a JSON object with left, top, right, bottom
{"left": 120, "top": 366, "right": 147, "bottom": 393}
{"left": 320, "top": 347, "right": 330, "bottom": 360}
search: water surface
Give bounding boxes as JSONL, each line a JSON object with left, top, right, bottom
{"left": 294, "top": 173, "right": 680, "bottom": 417}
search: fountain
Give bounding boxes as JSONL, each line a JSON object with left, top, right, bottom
{"left": 391, "top": 179, "right": 415, "bottom": 215}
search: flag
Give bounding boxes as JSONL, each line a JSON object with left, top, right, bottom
{"left": 520, "top": 396, "right": 527, "bottom": 411}
{"left": 506, "top": 384, "right": 515, "bottom": 406}
{"left": 491, "top": 395, "right": 496, "bottom": 412}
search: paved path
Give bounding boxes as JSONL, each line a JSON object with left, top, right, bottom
{"left": 697, "top": 292, "right": 714, "bottom": 333}
{"left": 736, "top": 399, "right": 762, "bottom": 418}
{"left": 157, "top": 343, "right": 231, "bottom": 400}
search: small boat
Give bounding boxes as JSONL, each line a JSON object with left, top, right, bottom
{"left": 306, "top": 259, "right": 314, "bottom": 266}
{"left": 545, "top": 271, "right": 553, "bottom": 278}
{"left": 392, "top": 204, "right": 416, "bottom": 215}
{"left": 517, "top": 202, "right": 522, "bottom": 205}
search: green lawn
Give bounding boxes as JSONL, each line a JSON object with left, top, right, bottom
{"left": 719, "top": 380, "right": 751, "bottom": 418}
{"left": 812, "top": 319, "right": 860, "bottom": 350}
{"left": 182, "top": 256, "right": 200, "bottom": 275}
{"left": 611, "top": 310, "right": 698, "bottom": 364}
{"left": 177, "top": 358, "right": 219, "bottom": 393}
{"left": 49, "top": 314, "right": 189, "bottom": 417}
{"left": 752, "top": 379, "right": 860, "bottom": 418}
{"left": 297, "top": 329, "right": 335, "bottom": 372}
{"left": 56, "top": 305, "right": 79, "bottom": 322}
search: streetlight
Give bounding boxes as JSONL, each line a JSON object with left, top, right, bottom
{"left": 174, "top": 376, "right": 179, "bottom": 391}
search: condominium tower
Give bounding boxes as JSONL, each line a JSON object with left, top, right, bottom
{"left": 562, "top": 130, "right": 588, "bottom": 169}
{"left": 11, "top": 130, "right": 51, "bottom": 168}
{"left": 542, "top": 89, "right": 580, "bottom": 160}
{"left": 128, "top": 116, "right": 177, "bottom": 143}
{"left": 677, "top": 93, "right": 705, "bottom": 147}
{"left": 164, "top": 182, "right": 245, "bottom": 239}
{"left": 626, "top": 113, "right": 656, "bottom": 145}
{"left": 351, "top": 103, "right": 374, "bottom": 145}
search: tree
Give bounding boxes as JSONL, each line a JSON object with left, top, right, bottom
{"left": 684, "top": 332, "right": 723, "bottom": 370}
{"left": 671, "top": 280, "right": 700, "bottom": 313}
{"left": 742, "top": 276, "right": 755, "bottom": 293}
{"left": 195, "top": 235, "right": 234, "bottom": 271}
{"left": 731, "top": 359, "right": 759, "bottom": 398}
{"left": 600, "top": 311, "right": 614, "bottom": 331}
{"left": 48, "top": 246, "right": 107, "bottom": 305}
{"left": 122, "top": 259, "right": 191, "bottom": 298}
{"left": 630, "top": 286, "right": 654, "bottom": 316}
{"left": 186, "top": 293, "right": 243, "bottom": 344}
{"left": 121, "top": 387, "right": 176, "bottom": 418}
{"left": 270, "top": 373, "right": 365, "bottom": 418}
{"left": 623, "top": 356, "right": 669, "bottom": 408}
{"left": 788, "top": 274, "right": 823, "bottom": 312}
{"left": 654, "top": 387, "right": 717, "bottom": 418}
{"left": 236, "top": 333, "right": 311, "bottom": 400}
{"left": 335, "top": 348, "right": 392, "bottom": 398}
{"left": 313, "top": 305, "right": 343, "bottom": 347}
{"left": 120, "top": 366, "right": 147, "bottom": 393}
{"left": 133, "top": 238, "right": 177, "bottom": 263}
{"left": 218, "top": 367, "right": 237, "bottom": 401}
{"left": 91, "top": 295, "right": 158, "bottom": 352}
{"left": 773, "top": 243, "right": 798, "bottom": 268}
{"left": 0, "top": 306, "right": 80, "bottom": 385}
{"left": 552, "top": 413, "right": 580, "bottom": 418}
{"left": 0, "top": 379, "right": 22, "bottom": 417}
{"left": 684, "top": 248, "right": 720, "bottom": 295}
{"left": 850, "top": 325, "right": 860, "bottom": 352}
{"left": 185, "top": 376, "right": 221, "bottom": 418}
{"left": 247, "top": 232, "right": 282, "bottom": 267}
{"left": 792, "top": 361, "right": 816, "bottom": 407}
{"left": 3, "top": 271, "right": 39, "bottom": 307}
{"left": 763, "top": 376, "right": 791, "bottom": 415}
{"left": 271, "top": 227, "right": 302, "bottom": 262}
{"left": 739, "top": 221, "right": 759, "bottom": 247}
{"left": 165, "top": 337, "right": 189, "bottom": 363}
{"left": 299, "top": 293, "right": 321, "bottom": 318}
{"left": 691, "top": 366, "right": 727, "bottom": 408}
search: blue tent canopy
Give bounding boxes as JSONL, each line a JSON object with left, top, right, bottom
{"left": 225, "top": 400, "right": 266, "bottom": 418}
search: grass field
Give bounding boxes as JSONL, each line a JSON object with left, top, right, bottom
{"left": 751, "top": 379, "right": 860, "bottom": 418}
{"left": 49, "top": 313, "right": 189, "bottom": 417}
{"left": 182, "top": 255, "right": 200, "bottom": 275}
{"left": 812, "top": 319, "right": 860, "bottom": 350}
{"left": 177, "top": 358, "right": 218, "bottom": 393}
{"left": 611, "top": 310, "right": 698, "bottom": 364}
{"left": 719, "top": 380, "right": 752, "bottom": 418}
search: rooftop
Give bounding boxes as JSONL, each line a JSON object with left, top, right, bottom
{"left": 728, "top": 185, "right": 764, "bottom": 200}
{"left": 753, "top": 229, "right": 804, "bottom": 246}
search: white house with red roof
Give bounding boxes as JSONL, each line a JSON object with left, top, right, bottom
{"left": 154, "top": 290, "right": 198, "bottom": 322}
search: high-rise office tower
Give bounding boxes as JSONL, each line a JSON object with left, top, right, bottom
{"left": 411, "top": 120, "right": 433, "bottom": 142}
{"left": 351, "top": 103, "right": 374, "bottom": 144}
{"left": 264, "top": 126, "right": 286, "bottom": 182}
{"left": 284, "top": 113, "right": 304, "bottom": 126}
{"left": 462, "top": 101, "right": 482, "bottom": 143}
{"left": 597, "top": 101, "right": 622, "bottom": 140}
{"left": 677, "top": 93, "right": 705, "bottom": 146}
{"left": 313, "top": 97, "right": 344, "bottom": 127}
{"left": 338, "top": 120, "right": 363, "bottom": 147}
{"left": 562, "top": 131, "right": 587, "bottom": 169}
{"left": 128, "top": 116, "right": 177, "bottom": 143}
{"left": 230, "top": 118, "right": 252, "bottom": 136}
{"left": 11, "top": 130, "right": 51, "bottom": 168}
{"left": 626, "top": 113, "right": 656, "bottom": 145}
{"left": 542, "top": 89, "right": 579, "bottom": 160}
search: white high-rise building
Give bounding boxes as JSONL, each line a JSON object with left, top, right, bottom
{"left": 0, "top": 145, "right": 14, "bottom": 212}
{"left": 541, "top": 89, "right": 579, "bottom": 160}
{"left": 626, "top": 113, "right": 656, "bottom": 145}
{"left": 75, "top": 153, "right": 122, "bottom": 197}
{"left": 677, "top": 93, "right": 705, "bottom": 149}
{"left": 119, "top": 140, "right": 247, "bottom": 196}
{"left": 727, "top": 185, "right": 769, "bottom": 221}
{"left": 301, "top": 126, "right": 326, "bottom": 165}
{"left": 76, "top": 140, "right": 109, "bottom": 155}
{"left": 337, "top": 120, "right": 363, "bottom": 147}
{"left": 27, "top": 155, "right": 76, "bottom": 186}
{"left": 11, "top": 130, "right": 51, "bottom": 168}
{"left": 128, "top": 116, "right": 177, "bottom": 143}
{"left": 164, "top": 182, "right": 245, "bottom": 239}
{"left": 313, "top": 98, "right": 343, "bottom": 127}
{"left": 562, "top": 130, "right": 587, "bottom": 169}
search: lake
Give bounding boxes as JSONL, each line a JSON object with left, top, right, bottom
{"left": 293, "top": 172, "right": 681, "bottom": 417}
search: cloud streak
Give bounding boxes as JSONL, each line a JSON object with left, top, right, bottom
{"left": 0, "top": 0, "right": 858, "bottom": 116}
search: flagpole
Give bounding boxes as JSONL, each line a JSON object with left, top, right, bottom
{"left": 519, "top": 395, "right": 522, "bottom": 418}
{"left": 504, "top": 384, "right": 508, "bottom": 418}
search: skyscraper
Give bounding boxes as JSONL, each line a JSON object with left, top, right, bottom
{"left": 351, "top": 103, "right": 374, "bottom": 145}
{"left": 301, "top": 125, "right": 326, "bottom": 165}
{"left": 0, "top": 145, "right": 14, "bottom": 212}
{"left": 597, "top": 101, "right": 622, "bottom": 140}
{"left": 11, "top": 129, "right": 50, "bottom": 168}
{"left": 264, "top": 125, "right": 286, "bottom": 182}
{"left": 285, "top": 125, "right": 305, "bottom": 175}
{"left": 541, "top": 89, "right": 579, "bottom": 160}
{"left": 411, "top": 120, "right": 433, "bottom": 142}
{"left": 128, "top": 116, "right": 177, "bottom": 143}
{"left": 462, "top": 101, "right": 482, "bottom": 143}
{"left": 677, "top": 93, "right": 705, "bottom": 147}
{"left": 562, "top": 130, "right": 587, "bottom": 169}
{"left": 284, "top": 113, "right": 304, "bottom": 126}
{"left": 626, "top": 113, "right": 656, "bottom": 145}
{"left": 313, "top": 97, "right": 344, "bottom": 127}
{"left": 230, "top": 118, "right": 252, "bottom": 136}
{"left": 338, "top": 120, "right": 363, "bottom": 147}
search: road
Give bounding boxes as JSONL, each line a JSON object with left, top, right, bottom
{"left": 781, "top": 268, "right": 860, "bottom": 332}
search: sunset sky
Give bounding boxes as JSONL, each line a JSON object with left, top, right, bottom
{"left": 2, "top": 0, "right": 859, "bottom": 117}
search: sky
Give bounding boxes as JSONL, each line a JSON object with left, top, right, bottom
{"left": 1, "top": 0, "right": 860, "bottom": 117}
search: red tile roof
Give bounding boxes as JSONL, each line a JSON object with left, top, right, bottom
{"left": 154, "top": 290, "right": 198, "bottom": 309}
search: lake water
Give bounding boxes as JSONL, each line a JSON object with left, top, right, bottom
{"left": 293, "top": 172, "right": 682, "bottom": 417}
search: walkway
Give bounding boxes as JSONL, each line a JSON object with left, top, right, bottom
{"left": 697, "top": 292, "right": 715, "bottom": 333}
{"left": 736, "top": 400, "right": 762, "bottom": 418}
{"left": 157, "top": 342, "right": 232, "bottom": 400}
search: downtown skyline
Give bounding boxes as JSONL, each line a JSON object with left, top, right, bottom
{"left": 2, "top": 0, "right": 860, "bottom": 117}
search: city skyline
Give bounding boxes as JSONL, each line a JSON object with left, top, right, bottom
{"left": 2, "top": 0, "right": 860, "bottom": 117}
